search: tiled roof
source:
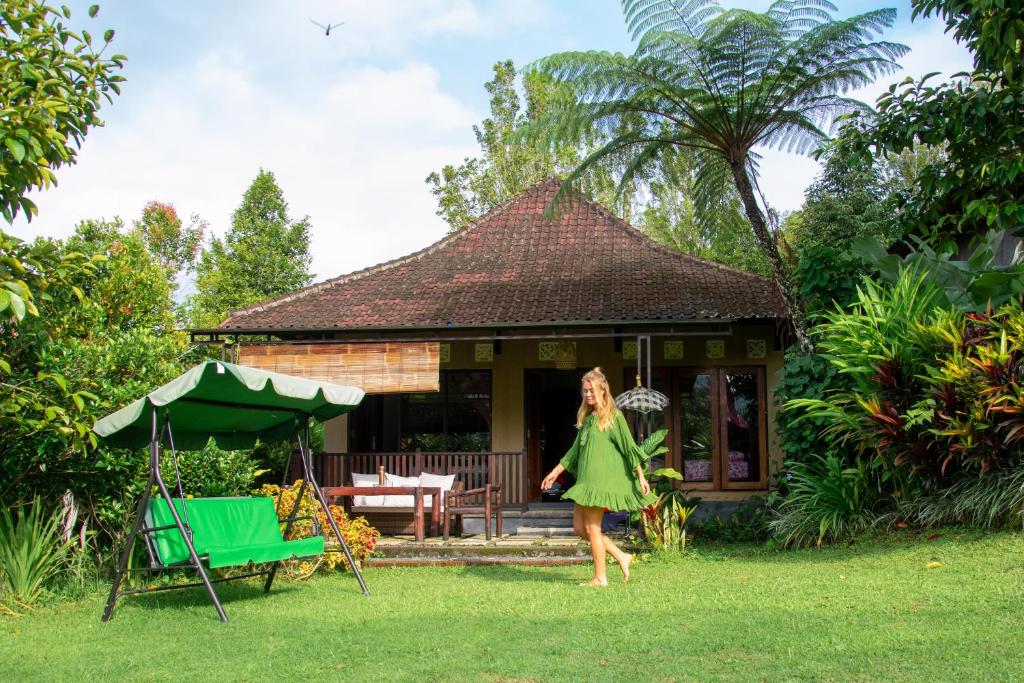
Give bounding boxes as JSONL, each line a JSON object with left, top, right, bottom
{"left": 218, "top": 178, "right": 787, "bottom": 332}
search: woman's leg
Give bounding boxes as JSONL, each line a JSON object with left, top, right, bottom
{"left": 573, "top": 504, "right": 586, "bottom": 539}
{"left": 580, "top": 506, "right": 608, "bottom": 586}
{"left": 601, "top": 531, "right": 632, "bottom": 582}
{"left": 578, "top": 506, "right": 632, "bottom": 582}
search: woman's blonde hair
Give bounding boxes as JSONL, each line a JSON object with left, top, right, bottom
{"left": 576, "top": 367, "right": 617, "bottom": 431}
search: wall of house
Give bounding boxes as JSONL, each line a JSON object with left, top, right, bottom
{"left": 322, "top": 322, "right": 784, "bottom": 500}
{"left": 448, "top": 324, "right": 783, "bottom": 500}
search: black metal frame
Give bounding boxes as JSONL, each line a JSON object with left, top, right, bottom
{"left": 101, "top": 409, "right": 369, "bottom": 623}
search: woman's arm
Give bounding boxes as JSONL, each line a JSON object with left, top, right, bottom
{"left": 541, "top": 464, "right": 565, "bottom": 491}
{"left": 635, "top": 465, "right": 651, "bottom": 496}
{"left": 612, "top": 412, "right": 652, "bottom": 494}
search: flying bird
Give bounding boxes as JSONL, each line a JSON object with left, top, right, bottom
{"left": 310, "top": 19, "right": 345, "bottom": 36}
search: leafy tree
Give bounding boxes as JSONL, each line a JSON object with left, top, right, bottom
{"left": 133, "top": 201, "right": 206, "bottom": 280}
{"left": 1, "top": 1, "right": 125, "bottom": 222}
{"left": 834, "top": 1, "right": 1024, "bottom": 246}
{"left": 186, "top": 170, "right": 313, "bottom": 327}
{"left": 523, "top": 0, "right": 907, "bottom": 351}
{"left": 913, "top": 0, "right": 1024, "bottom": 84}
{"left": 640, "top": 144, "right": 770, "bottom": 274}
{"left": 785, "top": 151, "right": 906, "bottom": 315}
{"left": 0, "top": 222, "right": 189, "bottom": 517}
{"left": 834, "top": 73, "right": 1024, "bottom": 245}
{"left": 427, "top": 60, "right": 627, "bottom": 230}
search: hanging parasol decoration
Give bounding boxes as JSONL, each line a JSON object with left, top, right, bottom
{"left": 615, "top": 374, "right": 669, "bottom": 414}
{"left": 614, "top": 334, "right": 669, "bottom": 414}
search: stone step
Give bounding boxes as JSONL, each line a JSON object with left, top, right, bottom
{"left": 515, "top": 526, "right": 577, "bottom": 537}
{"left": 366, "top": 556, "right": 590, "bottom": 567}
{"left": 463, "top": 514, "right": 573, "bottom": 536}
{"left": 374, "top": 540, "right": 594, "bottom": 559}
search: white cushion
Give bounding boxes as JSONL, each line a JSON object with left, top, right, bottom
{"left": 419, "top": 472, "right": 456, "bottom": 509}
{"left": 383, "top": 473, "right": 419, "bottom": 507}
{"left": 351, "top": 471, "right": 385, "bottom": 507}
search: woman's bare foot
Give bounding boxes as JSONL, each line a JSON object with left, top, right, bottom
{"left": 619, "top": 553, "right": 633, "bottom": 582}
{"left": 579, "top": 578, "right": 609, "bottom": 587}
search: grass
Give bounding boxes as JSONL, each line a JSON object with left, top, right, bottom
{"left": 2, "top": 530, "right": 1023, "bottom": 682}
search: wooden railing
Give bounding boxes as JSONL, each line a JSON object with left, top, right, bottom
{"left": 304, "top": 451, "right": 528, "bottom": 510}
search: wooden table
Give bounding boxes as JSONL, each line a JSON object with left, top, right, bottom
{"left": 321, "top": 486, "right": 441, "bottom": 542}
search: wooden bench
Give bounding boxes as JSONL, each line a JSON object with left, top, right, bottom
{"left": 322, "top": 486, "right": 442, "bottom": 542}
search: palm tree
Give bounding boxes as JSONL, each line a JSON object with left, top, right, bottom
{"left": 525, "top": 0, "right": 907, "bottom": 351}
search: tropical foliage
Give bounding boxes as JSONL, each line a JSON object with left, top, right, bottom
{"left": 770, "top": 454, "right": 878, "bottom": 548}
{"left": 639, "top": 489, "right": 697, "bottom": 552}
{"left": 0, "top": 497, "right": 71, "bottom": 610}
{"left": 855, "top": 228, "right": 1024, "bottom": 311}
{"left": 524, "top": 0, "right": 907, "bottom": 350}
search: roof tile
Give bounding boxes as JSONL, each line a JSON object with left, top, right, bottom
{"left": 219, "top": 178, "right": 786, "bottom": 332}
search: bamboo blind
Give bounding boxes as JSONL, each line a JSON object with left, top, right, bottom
{"left": 239, "top": 342, "right": 440, "bottom": 394}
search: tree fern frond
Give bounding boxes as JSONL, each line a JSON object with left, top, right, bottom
{"left": 623, "top": 0, "right": 723, "bottom": 42}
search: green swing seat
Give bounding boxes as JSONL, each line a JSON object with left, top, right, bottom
{"left": 147, "top": 496, "right": 324, "bottom": 569}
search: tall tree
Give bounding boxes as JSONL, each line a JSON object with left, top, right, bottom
{"left": 524, "top": 1, "right": 906, "bottom": 351}
{"left": 426, "top": 60, "right": 628, "bottom": 230}
{"left": 133, "top": 201, "right": 206, "bottom": 281}
{"left": 186, "top": 170, "right": 313, "bottom": 327}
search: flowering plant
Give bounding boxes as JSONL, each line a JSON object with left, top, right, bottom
{"left": 253, "top": 480, "right": 379, "bottom": 577}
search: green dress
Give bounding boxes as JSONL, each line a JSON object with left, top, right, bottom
{"left": 559, "top": 411, "right": 659, "bottom": 511}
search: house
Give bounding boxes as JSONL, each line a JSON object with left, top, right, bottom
{"left": 193, "top": 178, "right": 788, "bottom": 507}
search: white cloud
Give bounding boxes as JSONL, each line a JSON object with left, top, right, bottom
{"left": 11, "top": 58, "right": 479, "bottom": 281}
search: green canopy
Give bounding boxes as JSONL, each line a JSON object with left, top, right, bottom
{"left": 93, "top": 360, "right": 365, "bottom": 450}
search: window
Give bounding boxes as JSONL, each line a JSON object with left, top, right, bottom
{"left": 352, "top": 370, "right": 492, "bottom": 452}
{"left": 626, "top": 366, "right": 768, "bottom": 489}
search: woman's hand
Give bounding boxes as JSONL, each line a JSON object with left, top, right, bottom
{"left": 541, "top": 471, "right": 558, "bottom": 491}
{"left": 638, "top": 475, "right": 651, "bottom": 496}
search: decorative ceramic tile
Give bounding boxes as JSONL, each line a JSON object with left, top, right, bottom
{"left": 705, "top": 339, "right": 725, "bottom": 359}
{"left": 439, "top": 343, "right": 451, "bottom": 364}
{"left": 664, "top": 340, "right": 684, "bottom": 360}
{"left": 475, "top": 343, "right": 494, "bottom": 363}
{"left": 622, "top": 340, "right": 637, "bottom": 360}
{"left": 538, "top": 341, "right": 558, "bottom": 361}
{"left": 746, "top": 338, "right": 767, "bottom": 359}
{"left": 554, "top": 341, "right": 577, "bottom": 369}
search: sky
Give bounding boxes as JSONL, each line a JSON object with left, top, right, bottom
{"left": 10, "top": 1, "right": 974, "bottom": 283}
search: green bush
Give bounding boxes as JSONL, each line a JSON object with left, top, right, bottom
{"left": 890, "top": 466, "right": 1024, "bottom": 529}
{"left": 770, "top": 454, "right": 878, "bottom": 548}
{"left": 694, "top": 496, "right": 776, "bottom": 544}
{"left": 172, "top": 441, "right": 267, "bottom": 498}
{"left": 0, "top": 498, "right": 70, "bottom": 610}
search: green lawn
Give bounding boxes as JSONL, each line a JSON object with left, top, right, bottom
{"left": 3, "top": 530, "right": 1023, "bottom": 681}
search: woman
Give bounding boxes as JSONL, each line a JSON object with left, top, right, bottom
{"left": 541, "top": 367, "right": 657, "bottom": 586}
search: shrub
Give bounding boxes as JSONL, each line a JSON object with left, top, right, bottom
{"left": 0, "top": 498, "right": 71, "bottom": 610}
{"left": 773, "top": 349, "right": 848, "bottom": 465}
{"left": 694, "top": 495, "right": 777, "bottom": 544}
{"left": 889, "top": 466, "right": 1024, "bottom": 529}
{"left": 639, "top": 491, "right": 697, "bottom": 553}
{"left": 770, "top": 454, "right": 878, "bottom": 548}
{"left": 173, "top": 441, "right": 266, "bottom": 498}
{"left": 253, "top": 480, "right": 379, "bottom": 576}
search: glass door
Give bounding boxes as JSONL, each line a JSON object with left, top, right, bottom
{"left": 677, "top": 370, "right": 717, "bottom": 487}
{"left": 719, "top": 368, "right": 767, "bottom": 489}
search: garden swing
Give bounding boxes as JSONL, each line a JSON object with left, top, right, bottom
{"left": 94, "top": 360, "right": 370, "bottom": 622}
